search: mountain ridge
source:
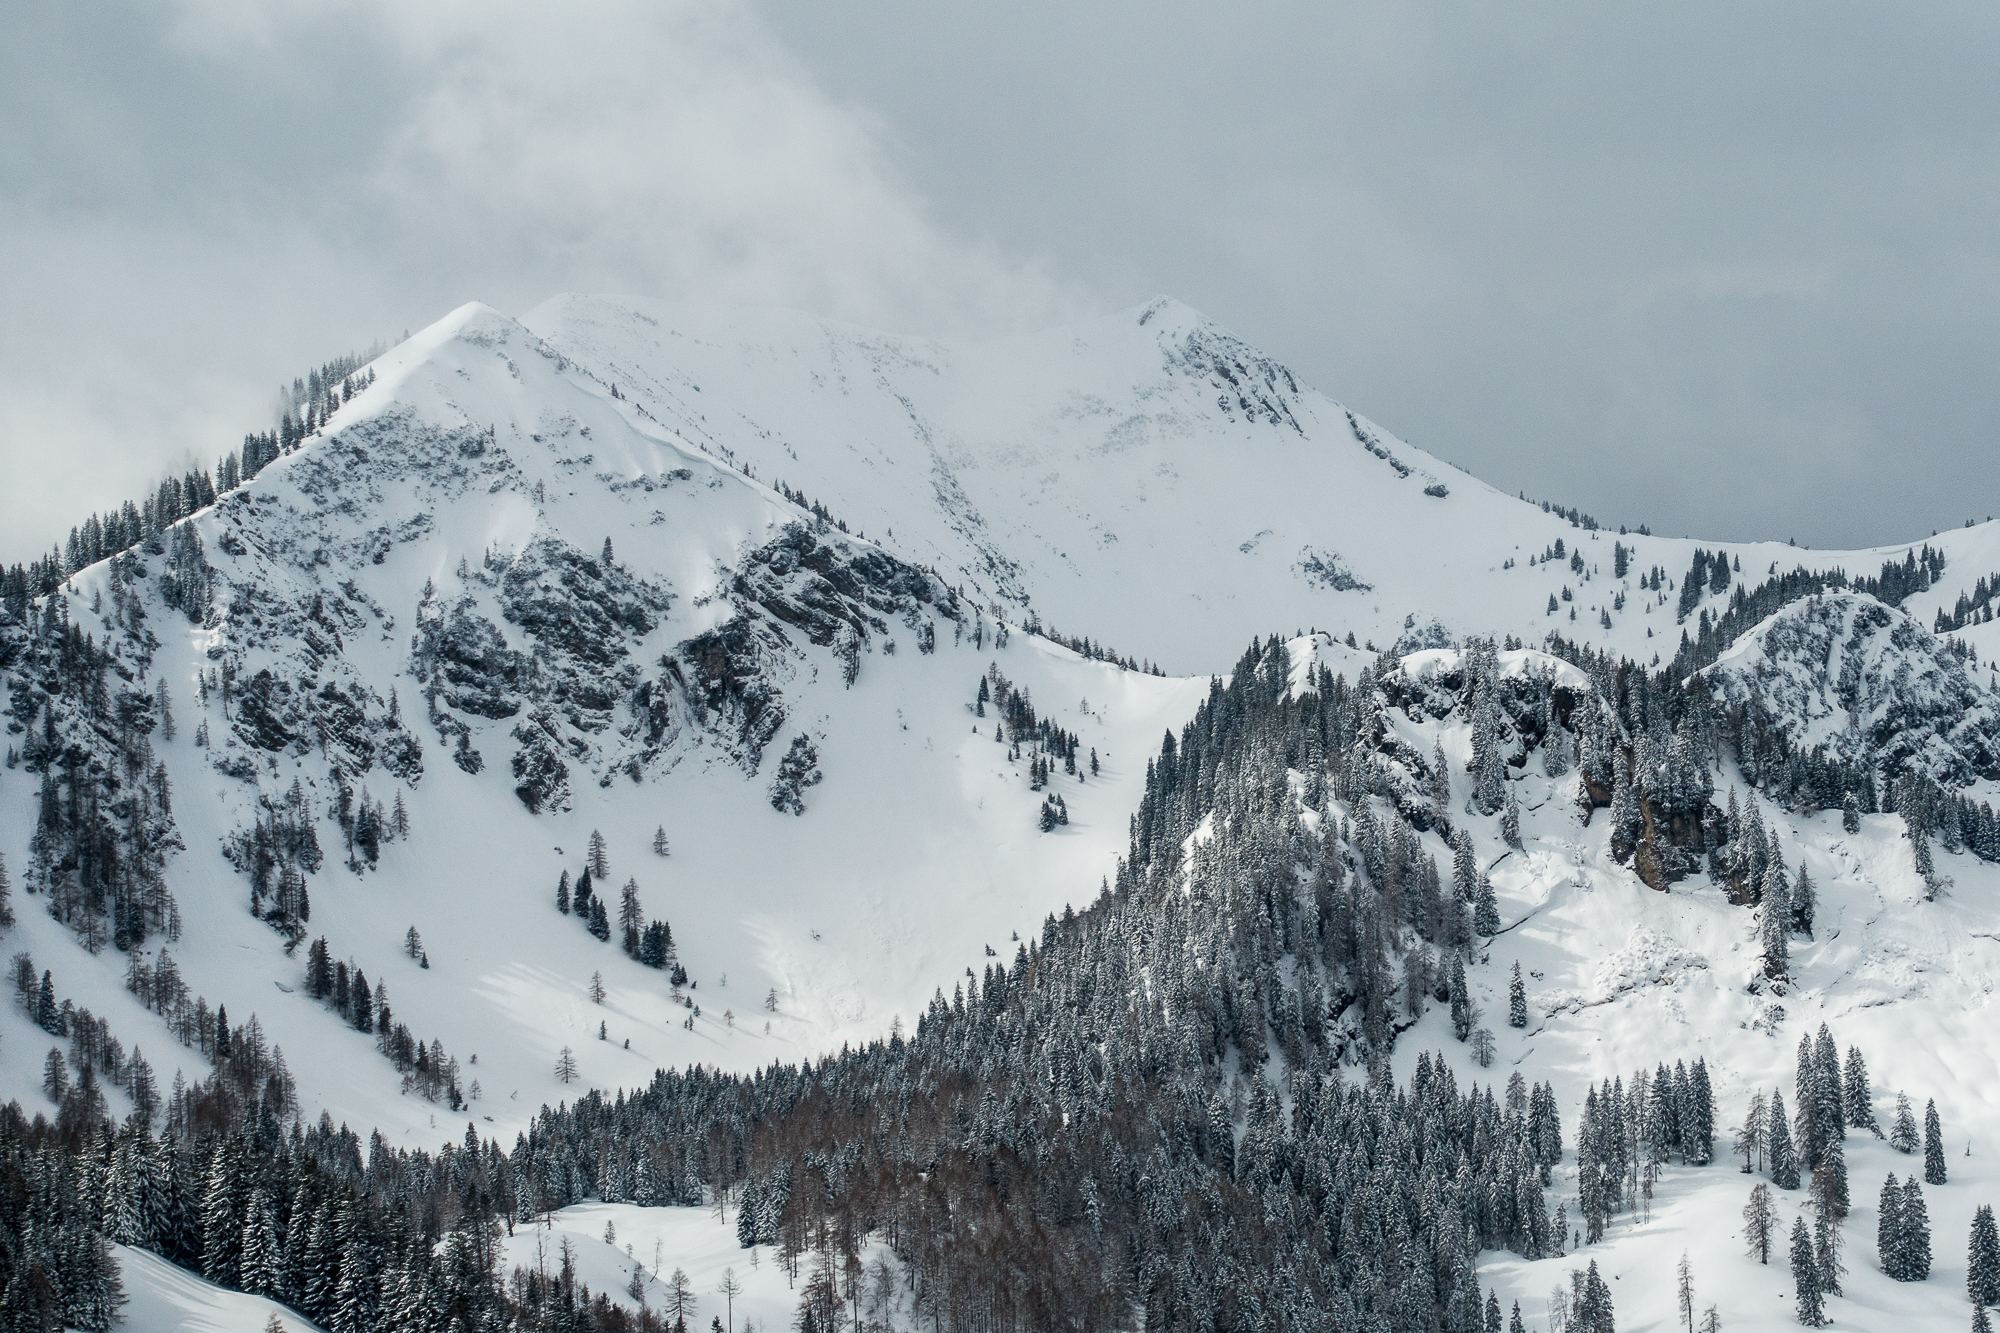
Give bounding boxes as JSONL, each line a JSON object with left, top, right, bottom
{"left": 6, "top": 293, "right": 2000, "bottom": 1332}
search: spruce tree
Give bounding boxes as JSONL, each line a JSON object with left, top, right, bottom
{"left": 1791, "top": 1216, "right": 1826, "bottom": 1325}
{"left": 1508, "top": 962, "right": 1527, "bottom": 1029}
{"left": 1926, "top": 1100, "right": 1949, "bottom": 1184}
{"left": 1761, "top": 866, "right": 1792, "bottom": 979}
{"left": 1688, "top": 1058, "right": 1716, "bottom": 1164}
{"left": 1432, "top": 739, "right": 1452, "bottom": 823}
{"left": 1449, "top": 952, "right": 1473, "bottom": 1041}
{"left": 1902, "top": 1177, "right": 1933, "bottom": 1280}
{"left": 588, "top": 829, "right": 609, "bottom": 880}
{"left": 1969, "top": 1204, "right": 2000, "bottom": 1306}
{"left": 620, "top": 879, "right": 644, "bottom": 957}
{"left": 1880, "top": 1174, "right": 1906, "bottom": 1279}
{"left": 1844, "top": 1047, "right": 1880, "bottom": 1134}
{"left": 1812, "top": 1026, "right": 1845, "bottom": 1165}
{"left": 1813, "top": 1200, "right": 1844, "bottom": 1296}
{"left": 1795, "top": 1035, "right": 1821, "bottom": 1170}
{"left": 1474, "top": 873, "right": 1500, "bottom": 937}
{"left": 240, "top": 1189, "right": 281, "bottom": 1298}
{"left": 201, "top": 1141, "right": 243, "bottom": 1287}
{"left": 1843, "top": 790, "right": 1861, "bottom": 833}
{"left": 1791, "top": 864, "right": 1816, "bottom": 938}
{"left": 1892, "top": 1092, "right": 1922, "bottom": 1153}
{"left": 1452, "top": 829, "right": 1479, "bottom": 902}
{"left": 1770, "top": 1092, "right": 1801, "bottom": 1189}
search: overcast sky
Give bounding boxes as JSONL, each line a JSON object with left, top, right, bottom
{"left": 4, "top": 1, "right": 1996, "bottom": 559}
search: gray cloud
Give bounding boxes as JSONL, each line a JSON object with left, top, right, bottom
{"left": 0, "top": 0, "right": 1079, "bottom": 556}
{"left": 3, "top": 1, "right": 1996, "bottom": 557}
{"left": 761, "top": 0, "right": 2000, "bottom": 548}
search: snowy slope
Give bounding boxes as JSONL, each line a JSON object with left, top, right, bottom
{"left": 1387, "top": 682, "right": 2000, "bottom": 1331}
{"left": 111, "top": 1245, "right": 326, "bottom": 1333}
{"left": 9, "top": 293, "right": 2000, "bottom": 1332}
{"left": 522, "top": 293, "right": 2000, "bottom": 676}
{"left": 0, "top": 302, "right": 1208, "bottom": 1145}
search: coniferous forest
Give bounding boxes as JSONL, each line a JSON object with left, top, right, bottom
{"left": 1, "top": 635, "right": 1754, "bottom": 1332}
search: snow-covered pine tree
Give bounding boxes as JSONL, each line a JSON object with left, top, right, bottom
{"left": 1448, "top": 952, "right": 1473, "bottom": 1041}
{"left": 1571, "top": 1261, "right": 1615, "bottom": 1333}
{"left": 556, "top": 869, "right": 571, "bottom": 915}
{"left": 1474, "top": 872, "right": 1500, "bottom": 937}
{"left": 1887, "top": 1091, "right": 1922, "bottom": 1153}
{"left": 1468, "top": 683, "right": 1508, "bottom": 817}
{"left": 1791, "top": 1216, "right": 1826, "bottom": 1325}
{"left": 1812, "top": 1194, "right": 1845, "bottom": 1296}
{"left": 1843, "top": 1047, "right": 1880, "bottom": 1133}
{"left": 619, "top": 879, "right": 644, "bottom": 957}
{"left": 640, "top": 919, "right": 674, "bottom": 969}
{"left": 1901, "top": 1176, "right": 1933, "bottom": 1280}
{"left": 1880, "top": 1174, "right": 1907, "bottom": 1278}
{"left": 1451, "top": 828, "right": 1479, "bottom": 904}
{"left": 769, "top": 735, "right": 823, "bottom": 814}
{"left": 1843, "top": 790, "right": 1862, "bottom": 833}
{"left": 1687, "top": 1058, "right": 1716, "bottom": 1164}
{"left": 1926, "top": 1100, "right": 1949, "bottom": 1184}
{"left": 1540, "top": 695, "right": 1575, "bottom": 776}
{"left": 1770, "top": 1092, "right": 1801, "bottom": 1189}
{"left": 653, "top": 826, "right": 670, "bottom": 856}
{"left": 1792, "top": 864, "right": 1817, "bottom": 938}
{"left": 1970, "top": 1205, "right": 2000, "bottom": 1306}
{"left": 1431, "top": 738, "right": 1452, "bottom": 823}
{"left": 1758, "top": 862, "right": 1792, "bottom": 980}
{"left": 1501, "top": 787, "right": 1522, "bottom": 850}
{"left": 1508, "top": 962, "right": 1527, "bottom": 1029}
{"left": 588, "top": 829, "right": 609, "bottom": 880}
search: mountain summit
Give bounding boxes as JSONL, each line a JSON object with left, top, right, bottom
{"left": 4, "top": 296, "right": 2000, "bottom": 1332}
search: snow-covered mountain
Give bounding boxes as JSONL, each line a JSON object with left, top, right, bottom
{"left": 1705, "top": 591, "right": 2000, "bottom": 788}
{"left": 7, "top": 294, "right": 2000, "bottom": 1332}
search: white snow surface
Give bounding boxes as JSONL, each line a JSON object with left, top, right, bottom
{"left": 9, "top": 294, "right": 2000, "bottom": 1329}
{"left": 111, "top": 1244, "right": 325, "bottom": 1333}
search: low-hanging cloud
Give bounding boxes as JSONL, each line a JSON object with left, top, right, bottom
{"left": 0, "top": 0, "right": 1081, "bottom": 557}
